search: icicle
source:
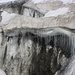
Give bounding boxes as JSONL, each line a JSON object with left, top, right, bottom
{"left": 54, "top": 35, "right": 56, "bottom": 47}
{"left": 63, "top": 34, "right": 65, "bottom": 47}
{"left": 71, "top": 34, "right": 75, "bottom": 55}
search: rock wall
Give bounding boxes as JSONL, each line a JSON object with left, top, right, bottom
{"left": 0, "top": 0, "right": 75, "bottom": 75}
{"left": 0, "top": 27, "right": 75, "bottom": 75}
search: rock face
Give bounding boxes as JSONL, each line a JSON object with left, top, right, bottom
{"left": 0, "top": 0, "right": 75, "bottom": 75}
{"left": 0, "top": 0, "right": 28, "bottom": 14}
{"left": 21, "top": 2, "right": 44, "bottom": 17}
{"left": 0, "top": 27, "right": 75, "bottom": 75}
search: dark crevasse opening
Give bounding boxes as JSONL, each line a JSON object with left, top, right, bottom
{"left": 28, "top": 33, "right": 71, "bottom": 75}
{"left": 0, "top": 28, "right": 73, "bottom": 75}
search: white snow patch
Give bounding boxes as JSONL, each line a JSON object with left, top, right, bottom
{"left": 60, "top": 0, "right": 75, "bottom": 4}
{"left": 44, "top": 7, "right": 69, "bottom": 17}
{"left": 1, "top": 11, "right": 16, "bottom": 25}
{"left": 0, "top": 69, "right": 6, "bottom": 75}
{"left": 0, "top": 0, "right": 15, "bottom": 3}
{"left": 32, "top": 0, "right": 75, "bottom": 4}
{"left": 31, "top": 0, "right": 49, "bottom": 3}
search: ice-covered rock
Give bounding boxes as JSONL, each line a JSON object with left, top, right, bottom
{"left": 0, "top": 27, "right": 74, "bottom": 75}
{"left": 21, "top": 1, "right": 44, "bottom": 17}
{"left": 0, "top": 0, "right": 28, "bottom": 14}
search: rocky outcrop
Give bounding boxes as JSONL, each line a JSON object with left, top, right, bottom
{"left": 0, "top": 0, "right": 44, "bottom": 17}
{"left": 21, "top": 2, "right": 44, "bottom": 17}
{"left": 0, "top": 0, "right": 28, "bottom": 14}
{"left": 0, "top": 0, "right": 75, "bottom": 75}
{"left": 0, "top": 11, "right": 75, "bottom": 30}
{"left": 0, "top": 27, "right": 75, "bottom": 75}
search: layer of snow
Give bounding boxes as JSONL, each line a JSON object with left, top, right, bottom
{"left": 31, "top": 0, "right": 49, "bottom": 3}
{"left": 60, "top": 0, "right": 75, "bottom": 4}
{"left": 1, "top": 11, "right": 16, "bottom": 25}
{"left": 0, "top": 69, "right": 6, "bottom": 75}
{"left": 32, "top": 0, "right": 75, "bottom": 4}
{"left": 0, "top": 0, "right": 15, "bottom": 3}
{"left": 44, "top": 7, "right": 69, "bottom": 17}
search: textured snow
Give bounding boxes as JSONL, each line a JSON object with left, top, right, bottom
{"left": 31, "top": 0, "right": 49, "bottom": 3}
{"left": 60, "top": 0, "right": 75, "bottom": 4}
{"left": 1, "top": 11, "right": 16, "bottom": 25}
{"left": 44, "top": 7, "right": 69, "bottom": 17}
{"left": 0, "top": 69, "right": 6, "bottom": 75}
{"left": 0, "top": 0, "right": 15, "bottom": 3}
{"left": 32, "top": 0, "right": 75, "bottom": 4}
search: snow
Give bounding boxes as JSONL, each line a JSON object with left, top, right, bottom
{"left": 1, "top": 0, "right": 75, "bottom": 4}
{"left": 44, "top": 7, "right": 69, "bottom": 17}
{"left": 60, "top": 0, "right": 75, "bottom": 4}
{"left": 1, "top": 11, "right": 16, "bottom": 25}
{"left": 0, "top": 69, "right": 6, "bottom": 75}
{"left": 31, "top": 0, "right": 49, "bottom": 3}
{"left": 0, "top": 0, "right": 15, "bottom": 3}
{"left": 32, "top": 0, "right": 75, "bottom": 4}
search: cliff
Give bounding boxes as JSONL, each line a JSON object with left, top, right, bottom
{"left": 0, "top": 0, "right": 75, "bottom": 75}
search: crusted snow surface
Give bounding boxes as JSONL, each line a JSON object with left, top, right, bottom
{"left": 32, "top": 0, "right": 75, "bottom": 4}
{"left": 0, "top": 69, "right": 6, "bottom": 75}
{"left": 31, "top": 0, "right": 49, "bottom": 3}
{"left": 60, "top": 0, "right": 75, "bottom": 4}
{"left": 0, "top": 0, "right": 15, "bottom": 3}
{"left": 1, "top": 11, "right": 16, "bottom": 25}
{"left": 44, "top": 7, "right": 69, "bottom": 17}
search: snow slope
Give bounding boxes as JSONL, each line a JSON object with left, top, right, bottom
{"left": 60, "top": 0, "right": 75, "bottom": 4}
{"left": 44, "top": 7, "right": 69, "bottom": 17}
{"left": 32, "top": 0, "right": 75, "bottom": 4}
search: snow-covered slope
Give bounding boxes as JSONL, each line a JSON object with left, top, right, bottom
{"left": 32, "top": 0, "right": 75, "bottom": 4}
{"left": 60, "top": 0, "right": 75, "bottom": 4}
{"left": 44, "top": 7, "right": 69, "bottom": 17}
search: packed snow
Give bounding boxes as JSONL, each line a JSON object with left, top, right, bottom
{"left": 44, "top": 7, "right": 69, "bottom": 17}
{"left": 0, "top": 0, "right": 15, "bottom": 3}
{"left": 60, "top": 0, "right": 75, "bottom": 4}
{"left": 1, "top": 11, "right": 16, "bottom": 25}
{"left": 32, "top": 0, "right": 75, "bottom": 4}
{"left": 31, "top": 0, "right": 49, "bottom": 3}
{"left": 0, "top": 69, "right": 6, "bottom": 75}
